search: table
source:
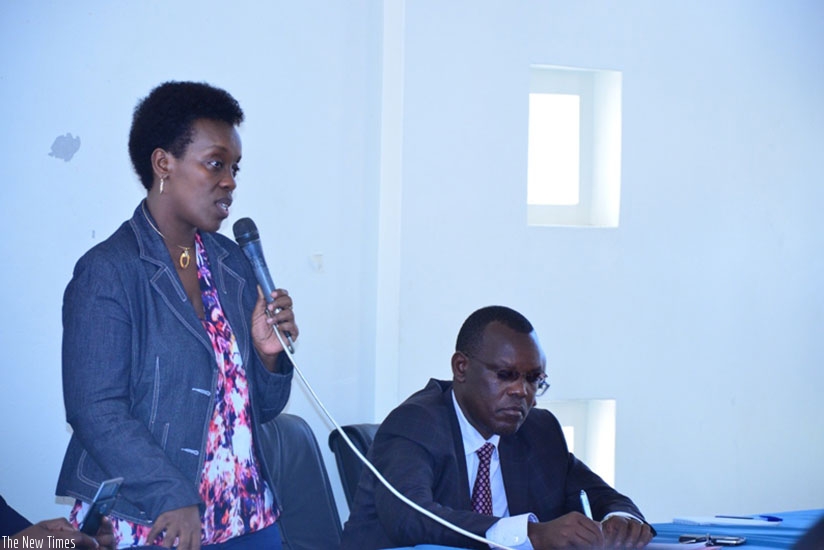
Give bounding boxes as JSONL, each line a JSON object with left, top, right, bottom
{"left": 385, "top": 509, "right": 824, "bottom": 549}
{"left": 650, "top": 509, "right": 824, "bottom": 549}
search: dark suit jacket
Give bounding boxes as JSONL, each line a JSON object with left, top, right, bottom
{"left": 340, "top": 379, "right": 646, "bottom": 550}
{"left": 0, "top": 495, "right": 31, "bottom": 537}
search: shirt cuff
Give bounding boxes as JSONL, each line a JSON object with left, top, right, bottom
{"left": 603, "top": 511, "right": 644, "bottom": 524}
{"left": 485, "top": 513, "right": 538, "bottom": 550}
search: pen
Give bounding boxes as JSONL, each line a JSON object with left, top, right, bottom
{"left": 716, "top": 515, "right": 782, "bottom": 522}
{"left": 580, "top": 490, "right": 593, "bottom": 520}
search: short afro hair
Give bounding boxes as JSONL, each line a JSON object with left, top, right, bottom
{"left": 128, "top": 81, "right": 244, "bottom": 190}
{"left": 455, "top": 305, "right": 534, "bottom": 355}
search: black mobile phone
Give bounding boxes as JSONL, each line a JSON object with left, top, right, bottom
{"left": 79, "top": 477, "right": 123, "bottom": 535}
{"left": 679, "top": 534, "right": 747, "bottom": 546}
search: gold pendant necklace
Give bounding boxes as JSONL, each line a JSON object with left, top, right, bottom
{"left": 177, "top": 247, "right": 191, "bottom": 269}
{"left": 141, "top": 202, "right": 194, "bottom": 269}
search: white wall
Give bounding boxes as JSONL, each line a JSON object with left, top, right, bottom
{"left": 392, "top": 0, "right": 824, "bottom": 522}
{"left": 1, "top": 0, "right": 822, "bottom": 530}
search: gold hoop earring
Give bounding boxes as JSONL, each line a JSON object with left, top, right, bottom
{"left": 159, "top": 177, "right": 165, "bottom": 194}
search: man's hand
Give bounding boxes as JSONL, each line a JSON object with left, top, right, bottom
{"left": 601, "top": 515, "right": 653, "bottom": 549}
{"left": 13, "top": 517, "right": 113, "bottom": 549}
{"left": 146, "top": 505, "right": 201, "bottom": 550}
{"left": 528, "top": 511, "right": 605, "bottom": 549}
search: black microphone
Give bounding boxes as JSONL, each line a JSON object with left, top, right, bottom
{"left": 233, "top": 217, "right": 295, "bottom": 353}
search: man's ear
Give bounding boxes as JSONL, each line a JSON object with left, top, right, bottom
{"left": 451, "top": 351, "right": 468, "bottom": 383}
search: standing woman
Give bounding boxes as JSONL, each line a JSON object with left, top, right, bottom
{"left": 56, "top": 81, "right": 297, "bottom": 550}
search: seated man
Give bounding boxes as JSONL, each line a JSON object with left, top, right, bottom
{"left": 341, "top": 305, "right": 654, "bottom": 550}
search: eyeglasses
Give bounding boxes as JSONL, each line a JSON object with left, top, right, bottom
{"left": 460, "top": 351, "right": 550, "bottom": 396}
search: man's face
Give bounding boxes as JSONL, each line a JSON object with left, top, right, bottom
{"left": 452, "top": 322, "right": 546, "bottom": 439}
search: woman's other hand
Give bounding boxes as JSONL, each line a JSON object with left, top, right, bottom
{"left": 146, "top": 505, "right": 201, "bottom": 550}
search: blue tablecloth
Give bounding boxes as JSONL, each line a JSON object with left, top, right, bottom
{"left": 385, "top": 509, "right": 824, "bottom": 549}
{"left": 650, "top": 509, "right": 824, "bottom": 549}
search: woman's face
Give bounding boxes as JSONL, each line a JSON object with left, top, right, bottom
{"left": 166, "top": 118, "right": 242, "bottom": 233}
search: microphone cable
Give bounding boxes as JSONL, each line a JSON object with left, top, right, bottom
{"left": 270, "top": 325, "right": 518, "bottom": 550}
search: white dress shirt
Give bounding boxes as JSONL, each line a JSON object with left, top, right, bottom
{"left": 452, "top": 392, "right": 536, "bottom": 550}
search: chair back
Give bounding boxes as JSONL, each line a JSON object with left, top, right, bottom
{"left": 327, "top": 423, "right": 380, "bottom": 507}
{"left": 258, "top": 413, "right": 342, "bottom": 550}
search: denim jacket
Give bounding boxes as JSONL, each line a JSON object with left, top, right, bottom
{"left": 56, "top": 202, "right": 293, "bottom": 524}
